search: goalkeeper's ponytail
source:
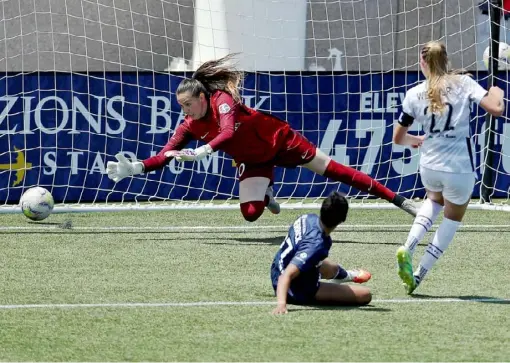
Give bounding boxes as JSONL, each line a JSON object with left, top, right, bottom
{"left": 176, "top": 53, "right": 244, "bottom": 103}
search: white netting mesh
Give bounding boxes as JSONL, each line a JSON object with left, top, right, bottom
{"left": 0, "top": 0, "right": 509, "bottom": 213}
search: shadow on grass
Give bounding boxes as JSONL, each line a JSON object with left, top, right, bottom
{"left": 0, "top": 230, "right": 399, "bottom": 247}
{"left": 26, "top": 221, "right": 62, "bottom": 226}
{"left": 286, "top": 305, "right": 391, "bottom": 313}
{"left": 130, "top": 236, "right": 403, "bottom": 246}
{"left": 411, "top": 294, "right": 510, "bottom": 304}
{"left": 198, "top": 237, "right": 402, "bottom": 246}
{"left": 257, "top": 293, "right": 391, "bottom": 313}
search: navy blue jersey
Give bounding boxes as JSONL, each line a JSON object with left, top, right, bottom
{"left": 272, "top": 213, "right": 332, "bottom": 282}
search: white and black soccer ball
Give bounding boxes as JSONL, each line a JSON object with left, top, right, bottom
{"left": 20, "top": 187, "right": 54, "bottom": 221}
{"left": 483, "top": 43, "right": 510, "bottom": 70}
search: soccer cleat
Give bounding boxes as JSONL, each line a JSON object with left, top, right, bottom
{"left": 265, "top": 186, "right": 281, "bottom": 214}
{"left": 349, "top": 269, "right": 372, "bottom": 284}
{"left": 396, "top": 246, "right": 416, "bottom": 294}
{"left": 406, "top": 276, "right": 419, "bottom": 295}
{"left": 399, "top": 199, "right": 418, "bottom": 217}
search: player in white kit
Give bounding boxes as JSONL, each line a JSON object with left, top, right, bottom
{"left": 393, "top": 41, "right": 505, "bottom": 294}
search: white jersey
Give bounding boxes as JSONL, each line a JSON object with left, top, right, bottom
{"left": 398, "top": 75, "right": 487, "bottom": 174}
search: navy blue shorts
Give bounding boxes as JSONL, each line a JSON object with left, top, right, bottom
{"left": 270, "top": 262, "right": 320, "bottom": 304}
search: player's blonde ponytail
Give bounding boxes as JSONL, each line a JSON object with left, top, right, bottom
{"left": 421, "top": 41, "right": 449, "bottom": 114}
{"left": 421, "top": 41, "right": 467, "bottom": 114}
{"left": 189, "top": 53, "right": 244, "bottom": 103}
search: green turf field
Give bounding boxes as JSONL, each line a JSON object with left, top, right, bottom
{"left": 0, "top": 207, "right": 509, "bottom": 361}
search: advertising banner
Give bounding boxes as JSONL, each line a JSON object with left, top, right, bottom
{"left": 0, "top": 72, "right": 506, "bottom": 203}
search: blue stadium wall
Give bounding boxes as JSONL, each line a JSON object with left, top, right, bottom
{"left": 0, "top": 72, "right": 508, "bottom": 203}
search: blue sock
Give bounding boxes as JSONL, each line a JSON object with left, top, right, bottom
{"left": 333, "top": 265, "right": 348, "bottom": 280}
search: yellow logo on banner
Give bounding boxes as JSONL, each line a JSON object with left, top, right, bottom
{"left": 0, "top": 147, "right": 32, "bottom": 186}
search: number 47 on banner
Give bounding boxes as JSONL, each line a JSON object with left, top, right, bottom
{"left": 319, "top": 119, "right": 421, "bottom": 176}
{"left": 319, "top": 119, "right": 386, "bottom": 175}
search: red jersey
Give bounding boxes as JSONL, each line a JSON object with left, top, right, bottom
{"left": 143, "top": 90, "right": 292, "bottom": 172}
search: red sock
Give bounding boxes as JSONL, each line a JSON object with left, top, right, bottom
{"left": 240, "top": 201, "right": 265, "bottom": 222}
{"left": 323, "top": 161, "right": 396, "bottom": 202}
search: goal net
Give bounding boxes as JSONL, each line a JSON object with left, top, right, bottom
{"left": 0, "top": 0, "right": 509, "bottom": 213}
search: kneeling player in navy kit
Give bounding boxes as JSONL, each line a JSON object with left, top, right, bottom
{"left": 271, "top": 192, "right": 372, "bottom": 315}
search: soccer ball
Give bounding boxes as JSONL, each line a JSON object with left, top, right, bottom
{"left": 20, "top": 187, "right": 54, "bottom": 221}
{"left": 483, "top": 43, "right": 510, "bottom": 70}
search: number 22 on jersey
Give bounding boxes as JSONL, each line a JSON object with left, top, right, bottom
{"left": 424, "top": 102, "right": 455, "bottom": 134}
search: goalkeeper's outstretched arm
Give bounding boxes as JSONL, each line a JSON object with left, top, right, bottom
{"left": 106, "top": 123, "right": 193, "bottom": 182}
{"left": 142, "top": 123, "right": 192, "bottom": 172}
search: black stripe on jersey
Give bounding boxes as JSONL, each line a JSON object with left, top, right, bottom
{"left": 398, "top": 112, "right": 414, "bottom": 127}
{"left": 466, "top": 137, "right": 475, "bottom": 172}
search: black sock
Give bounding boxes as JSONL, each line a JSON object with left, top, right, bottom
{"left": 392, "top": 194, "right": 405, "bottom": 207}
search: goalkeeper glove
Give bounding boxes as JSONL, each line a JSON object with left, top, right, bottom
{"left": 164, "top": 144, "right": 213, "bottom": 162}
{"left": 106, "top": 153, "right": 144, "bottom": 182}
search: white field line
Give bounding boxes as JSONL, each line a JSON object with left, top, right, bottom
{"left": 3, "top": 224, "right": 510, "bottom": 232}
{"left": 0, "top": 298, "right": 508, "bottom": 310}
{"left": 3, "top": 201, "right": 510, "bottom": 213}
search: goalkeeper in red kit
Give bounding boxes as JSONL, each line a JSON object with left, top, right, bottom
{"left": 107, "top": 54, "right": 417, "bottom": 221}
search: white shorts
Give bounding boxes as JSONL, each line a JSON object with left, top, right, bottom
{"left": 419, "top": 166, "right": 475, "bottom": 205}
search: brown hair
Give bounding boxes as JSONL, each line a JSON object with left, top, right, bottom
{"left": 421, "top": 41, "right": 458, "bottom": 114}
{"left": 176, "top": 53, "right": 244, "bottom": 103}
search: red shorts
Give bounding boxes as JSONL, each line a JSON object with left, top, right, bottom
{"left": 238, "top": 129, "right": 316, "bottom": 181}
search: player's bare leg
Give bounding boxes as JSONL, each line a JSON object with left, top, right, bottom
{"left": 303, "top": 148, "right": 417, "bottom": 217}
{"left": 239, "top": 176, "right": 280, "bottom": 221}
{"left": 314, "top": 282, "right": 372, "bottom": 306}
{"left": 426, "top": 190, "right": 445, "bottom": 206}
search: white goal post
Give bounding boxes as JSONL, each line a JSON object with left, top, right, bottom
{"left": 1, "top": 0, "right": 510, "bottom": 214}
